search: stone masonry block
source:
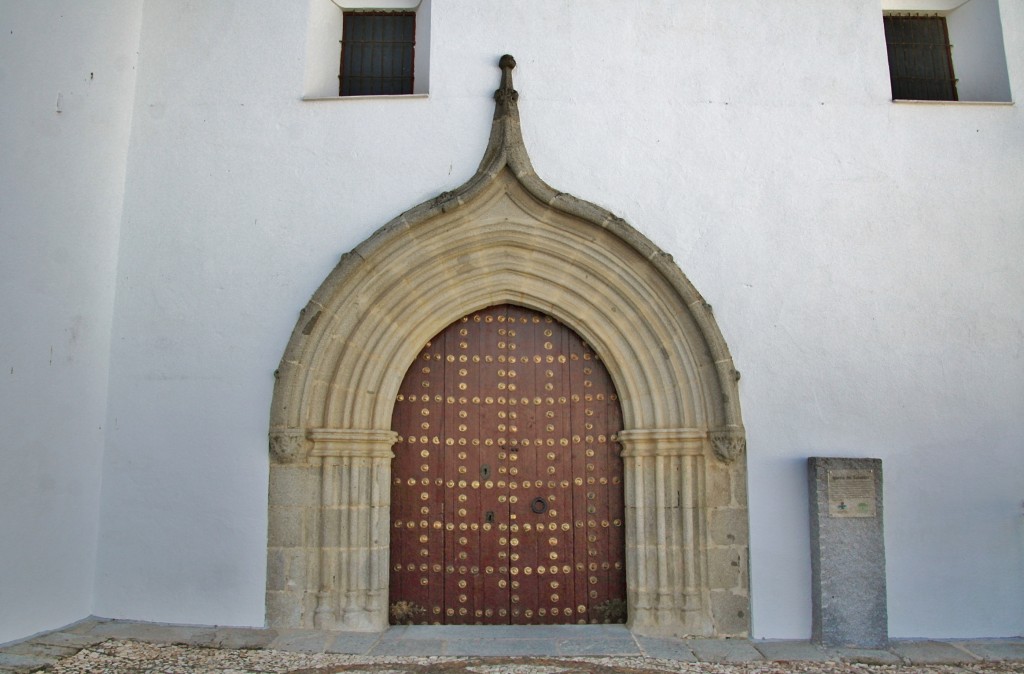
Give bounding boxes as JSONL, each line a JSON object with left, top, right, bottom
{"left": 710, "top": 589, "right": 750, "bottom": 637}
{"left": 707, "top": 547, "right": 746, "bottom": 591}
{"left": 269, "top": 465, "right": 320, "bottom": 507}
{"left": 267, "top": 548, "right": 308, "bottom": 593}
{"left": 704, "top": 463, "right": 732, "bottom": 508}
{"left": 268, "top": 506, "right": 306, "bottom": 548}
{"left": 266, "top": 549, "right": 287, "bottom": 592}
{"left": 321, "top": 508, "right": 340, "bottom": 548}
{"left": 284, "top": 548, "right": 308, "bottom": 591}
{"left": 731, "top": 467, "right": 748, "bottom": 508}
{"left": 266, "top": 590, "right": 304, "bottom": 628}
{"left": 707, "top": 507, "right": 748, "bottom": 547}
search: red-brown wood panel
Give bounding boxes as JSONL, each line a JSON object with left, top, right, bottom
{"left": 389, "top": 305, "right": 625, "bottom": 625}
{"left": 476, "top": 311, "right": 508, "bottom": 623}
{"left": 389, "top": 337, "right": 447, "bottom": 623}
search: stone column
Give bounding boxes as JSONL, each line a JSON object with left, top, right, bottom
{"left": 308, "top": 428, "right": 398, "bottom": 632}
{"left": 314, "top": 456, "right": 339, "bottom": 628}
{"left": 618, "top": 428, "right": 712, "bottom": 636}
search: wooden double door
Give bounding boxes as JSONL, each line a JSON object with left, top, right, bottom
{"left": 389, "top": 304, "right": 626, "bottom": 625}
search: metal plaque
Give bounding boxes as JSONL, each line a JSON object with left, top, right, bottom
{"left": 827, "top": 469, "right": 877, "bottom": 518}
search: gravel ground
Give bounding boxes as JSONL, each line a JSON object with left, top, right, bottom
{"left": 34, "top": 639, "right": 1024, "bottom": 674}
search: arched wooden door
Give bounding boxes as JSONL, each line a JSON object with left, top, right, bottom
{"left": 389, "top": 304, "right": 626, "bottom": 625}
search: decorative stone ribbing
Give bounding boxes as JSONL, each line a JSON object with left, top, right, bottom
{"left": 302, "top": 429, "right": 396, "bottom": 632}
{"left": 619, "top": 429, "right": 712, "bottom": 636}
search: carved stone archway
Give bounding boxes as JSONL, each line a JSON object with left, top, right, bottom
{"left": 267, "top": 56, "right": 749, "bottom": 637}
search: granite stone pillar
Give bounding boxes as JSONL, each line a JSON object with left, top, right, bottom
{"left": 808, "top": 457, "right": 887, "bottom": 648}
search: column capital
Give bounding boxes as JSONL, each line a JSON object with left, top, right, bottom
{"left": 307, "top": 428, "right": 398, "bottom": 458}
{"left": 269, "top": 428, "right": 306, "bottom": 463}
{"left": 617, "top": 428, "right": 706, "bottom": 457}
{"left": 709, "top": 426, "right": 746, "bottom": 463}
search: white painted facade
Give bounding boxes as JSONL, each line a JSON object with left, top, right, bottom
{"left": 0, "top": 2, "right": 142, "bottom": 642}
{"left": 2, "top": 0, "right": 1022, "bottom": 644}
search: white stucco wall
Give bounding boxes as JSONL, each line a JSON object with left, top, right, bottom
{"left": 0, "top": 2, "right": 142, "bottom": 644}
{"left": 2, "top": 0, "right": 1020, "bottom": 641}
{"left": 947, "top": 0, "right": 1013, "bottom": 101}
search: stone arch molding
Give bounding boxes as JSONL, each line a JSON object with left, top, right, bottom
{"left": 268, "top": 56, "right": 749, "bottom": 637}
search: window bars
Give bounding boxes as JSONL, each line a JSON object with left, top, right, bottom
{"left": 340, "top": 11, "right": 415, "bottom": 96}
{"left": 884, "top": 15, "right": 958, "bottom": 101}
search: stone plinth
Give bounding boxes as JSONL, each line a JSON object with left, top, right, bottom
{"left": 808, "top": 457, "right": 887, "bottom": 648}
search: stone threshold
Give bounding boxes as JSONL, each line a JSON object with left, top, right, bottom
{"left": 2, "top": 616, "right": 1023, "bottom": 672}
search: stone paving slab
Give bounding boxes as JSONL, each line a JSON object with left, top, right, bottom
{"left": 890, "top": 639, "right": 981, "bottom": 664}
{"left": 371, "top": 625, "right": 641, "bottom": 657}
{"left": 554, "top": 637, "right": 640, "bottom": 656}
{"left": 397, "top": 624, "right": 627, "bottom": 639}
{"left": 0, "top": 651, "right": 59, "bottom": 672}
{"left": 634, "top": 636, "right": 698, "bottom": 661}
{"left": 372, "top": 638, "right": 447, "bottom": 656}
{"left": 267, "top": 629, "right": 333, "bottom": 653}
{"left": 832, "top": 646, "right": 903, "bottom": 665}
{"left": 88, "top": 619, "right": 219, "bottom": 646}
{"left": 445, "top": 638, "right": 560, "bottom": 657}
{"left": 24, "top": 631, "right": 108, "bottom": 649}
{"left": 1, "top": 642, "right": 79, "bottom": 660}
{"left": 328, "top": 632, "right": 386, "bottom": 654}
{"left": 211, "top": 625, "right": 279, "bottom": 650}
{"left": 58, "top": 617, "right": 111, "bottom": 635}
{"left": 684, "top": 638, "right": 765, "bottom": 663}
{"left": 2, "top": 617, "right": 1024, "bottom": 673}
{"left": 752, "top": 640, "right": 839, "bottom": 662}
{"left": 954, "top": 639, "right": 1024, "bottom": 662}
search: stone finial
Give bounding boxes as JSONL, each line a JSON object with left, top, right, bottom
{"left": 494, "top": 54, "right": 519, "bottom": 106}
{"left": 476, "top": 53, "right": 529, "bottom": 174}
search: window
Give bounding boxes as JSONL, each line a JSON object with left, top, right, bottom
{"left": 884, "top": 15, "right": 957, "bottom": 100}
{"left": 881, "top": 0, "right": 1011, "bottom": 103}
{"left": 303, "top": 0, "right": 430, "bottom": 99}
{"left": 340, "top": 12, "right": 415, "bottom": 96}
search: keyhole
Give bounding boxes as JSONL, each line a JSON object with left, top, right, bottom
{"left": 485, "top": 511, "right": 495, "bottom": 524}
{"left": 481, "top": 464, "right": 491, "bottom": 479}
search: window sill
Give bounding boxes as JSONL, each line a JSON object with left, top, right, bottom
{"left": 301, "top": 93, "right": 429, "bottom": 102}
{"left": 891, "top": 99, "right": 1014, "bottom": 105}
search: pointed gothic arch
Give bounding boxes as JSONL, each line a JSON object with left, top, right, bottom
{"left": 267, "top": 56, "right": 749, "bottom": 637}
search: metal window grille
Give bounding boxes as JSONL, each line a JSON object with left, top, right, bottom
{"left": 883, "top": 15, "right": 957, "bottom": 101}
{"left": 340, "top": 11, "right": 415, "bottom": 96}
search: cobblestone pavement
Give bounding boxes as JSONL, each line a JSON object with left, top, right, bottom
{"left": 2, "top": 619, "right": 1022, "bottom": 674}
{"left": 28, "top": 640, "right": 1024, "bottom": 674}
